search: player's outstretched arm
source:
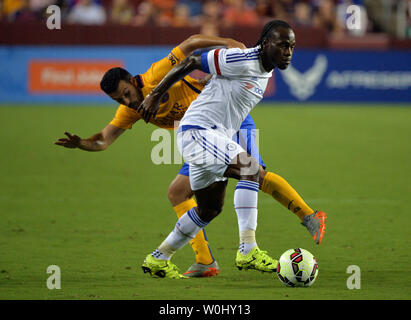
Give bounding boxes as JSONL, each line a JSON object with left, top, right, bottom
{"left": 137, "top": 54, "right": 202, "bottom": 123}
{"left": 178, "top": 34, "right": 246, "bottom": 56}
{"left": 54, "top": 124, "right": 125, "bottom": 151}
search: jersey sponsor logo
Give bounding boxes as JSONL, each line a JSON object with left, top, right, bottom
{"left": 244, "top": 83, "right": 264, "bottom": 96}
{"left": 254, "top": 87, "right": 264, "bottom": 95}
{"left": 280, "top": 55, "right": 328, "bottom": 100}
{"left": 245, "top": 83, "right": 254, "bottom": 90}
{"left": 168, "top": 53, "right": 178, "bottom": 66}
{"left": 153, "top": 102, "right": 187, "bottom": 127}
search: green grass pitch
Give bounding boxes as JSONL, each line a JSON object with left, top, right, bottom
{"left": 0, "top": 103, "right": 410, "bottom": 300}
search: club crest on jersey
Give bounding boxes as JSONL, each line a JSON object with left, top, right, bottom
{"left": 226, "top": 143, "right": 237, "bottom": 151}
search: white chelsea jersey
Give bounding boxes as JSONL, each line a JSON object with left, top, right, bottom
{"left": 179, "top": 46, "right": 273, "bottom": 136}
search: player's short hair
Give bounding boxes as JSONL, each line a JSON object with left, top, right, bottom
{"left": 100, "top": 67, "right": 132, "bottom": 95}
{"left": 254, "top": 20, "right": 292, "bottom": 47}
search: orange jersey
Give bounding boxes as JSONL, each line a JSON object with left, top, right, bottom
{"left": 110, "top": 46, "right": 204, "bottom": 130}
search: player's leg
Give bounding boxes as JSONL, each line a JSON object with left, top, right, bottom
{"left": 168, "top": 170, "right": 219, "bottom": 277}
{"left": 259, "top": 168, "right": 327, "bottom": 244}
{"left": 193, "top": 180, "right": 227, "bottom": 222}
{"left": 142, "top": 129, "right": 230, "bottom": 279}
{"left": 238, "top": 115, "right": 327, "bottom": 244}
{"left": 259, "top": 168, "right": 313, "bottom": 221}
{"left": 224, "top": 152, "right": 278, "bottom": 272}
{"left": 143, "top": 180, "right": 227, "bottom": 279}
{"left": 238, "top": 115, "right": 315, "bottom": 220}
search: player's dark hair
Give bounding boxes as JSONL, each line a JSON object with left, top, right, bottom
{"left": 100, "top": 67, "right": 132, "bottom": 95}
{"left": 254, "top": 20, "right": 292, "bottom": 47}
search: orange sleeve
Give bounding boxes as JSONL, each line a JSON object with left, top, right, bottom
{"left": 141, "top": 46, "right": 187, "bottom": 85}
{"left": 109, "top": 104, "right": 141, "bottom": 130}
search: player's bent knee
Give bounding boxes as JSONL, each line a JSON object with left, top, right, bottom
{"left": 167, "top": 176, "right": 193, "bottom": 206}
{"left": 167, "top": 185, "right": 179, "bottom": 205}
{"left": 197, "top": 207, "right": 222, "bottom": 223}
{"left": 168, "top": 187, "right": 192, "bottom": 206}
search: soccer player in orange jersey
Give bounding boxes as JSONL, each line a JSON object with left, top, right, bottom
{"left": 55, "top": 34, "right": 326, "bottom": 278}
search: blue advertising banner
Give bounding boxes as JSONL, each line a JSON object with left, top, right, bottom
{"left": 0, "top": 46, "right": 173, "bottom": 104}
{"left": 269, "top": 50, "right": 411, "bottom": 102}
{"left": 0, "top": 46, "right": 410, "bottom": 104}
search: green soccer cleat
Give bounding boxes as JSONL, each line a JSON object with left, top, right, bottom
{"left": 235, "top": 247, "right": 278, "bottom": 273}
{"left": 141, "top": 254, "right": 188, "bottom": 279}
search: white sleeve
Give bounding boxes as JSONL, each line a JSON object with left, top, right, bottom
{"left": 200, "top": 47, "right": 259, "bottom": 78}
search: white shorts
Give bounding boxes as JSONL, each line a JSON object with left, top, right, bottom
{"left": 177, "top": 128, "right": 245, "bottom": 191}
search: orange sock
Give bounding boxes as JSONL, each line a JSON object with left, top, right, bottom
{"left": 173, "top": 199, "right": 214, "bottom": 265}
{"left": 261, "top": 171, "right": 314, "bottom": 221}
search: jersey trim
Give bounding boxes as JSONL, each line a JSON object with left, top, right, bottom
{"left": 214, "top": 49, "right": 221, "bottom": 75}
{"left": 226, "top": 49, "right": 260, "bottom": 63}
{"left": 178, "top": 124, "right": 207, "bottom": 133}
{"left": 201, "top": 52, "right": 210, "bottom": 74}
{"left": 181, "top": 78, "right": 202, "bottom": 94}
{"left": 200, "top": 49, "right": 221, "bottom": 75}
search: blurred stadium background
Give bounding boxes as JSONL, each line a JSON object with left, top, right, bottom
{"left": 0, "top": 0, "right": 410, "bottom": 103}
{"left": 1, "top": 0, "right": 411, "bottom": 300}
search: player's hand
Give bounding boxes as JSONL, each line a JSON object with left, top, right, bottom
{"left": 137, "top": 93, "right": 160, "bottom": 123}
{"left": 54, "top": 132, "right": 82, "bottom": 149}
{"left": 198, "top": 74, "right": 212, "bottom": 86}
{"left": 226, "top": 39, "right": 246, "bottom": 50}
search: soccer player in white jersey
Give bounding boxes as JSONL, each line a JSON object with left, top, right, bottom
{"left": 137, "top": 20, "right": 325, "bottom": 279}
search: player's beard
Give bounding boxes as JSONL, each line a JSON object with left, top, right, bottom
{"left": 128, "top": 101, "right": 139, "bottom": 110}
{"left": 277, "top": 63, "right": 290, "bottom": 70}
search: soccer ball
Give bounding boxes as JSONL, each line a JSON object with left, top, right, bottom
{"left": 276, "top": 248, "right": 319, "bottom": 287}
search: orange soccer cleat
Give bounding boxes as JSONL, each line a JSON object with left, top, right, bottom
{"left": 301, "top": 210, "right": 327, "bottom": 245}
